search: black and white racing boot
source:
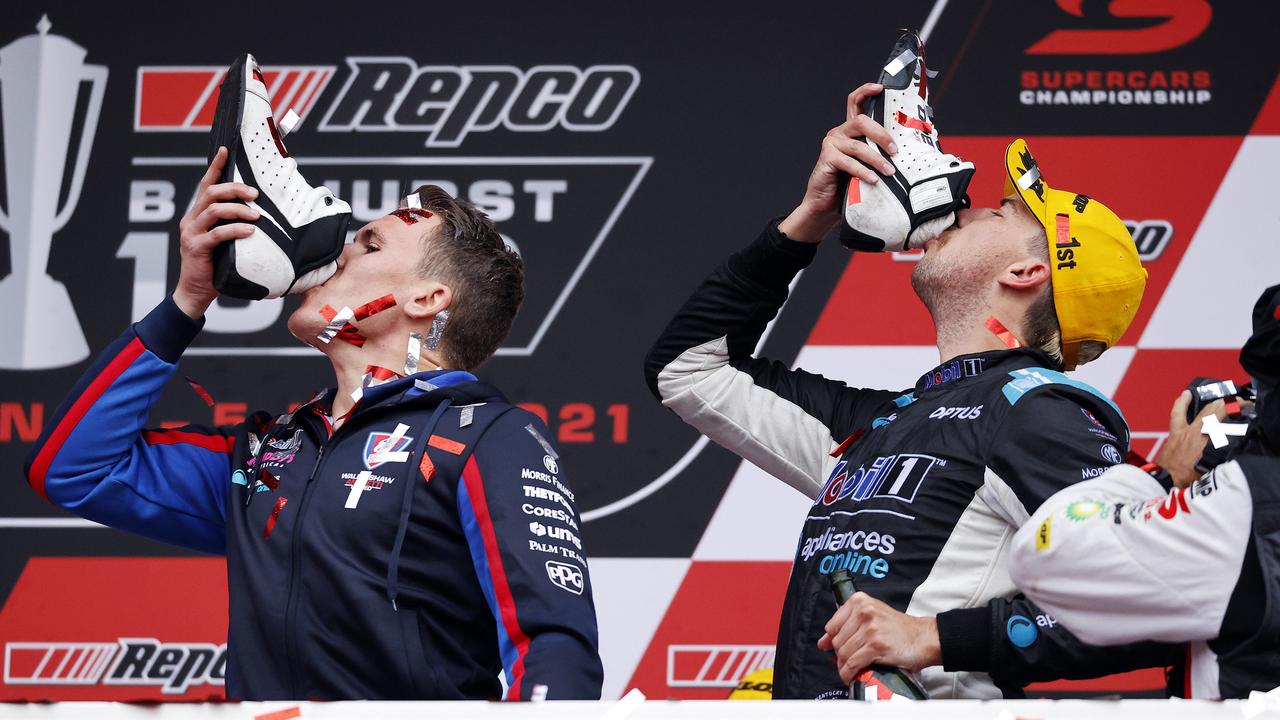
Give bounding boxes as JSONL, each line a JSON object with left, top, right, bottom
{"left": 840, "top": 31, "right": 975, "bottom": 253}
{"left": 208, "top": 53, "right": 350, "bottom": 300}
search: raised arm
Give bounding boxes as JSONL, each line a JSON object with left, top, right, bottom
{"left": 23, "top": 148, "right": 262, "bottom": 553}
{"left": 644, "top": 84, "right": 904, "bottom": 497}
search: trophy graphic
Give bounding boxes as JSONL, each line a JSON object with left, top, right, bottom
{"left": 0, "top": 16, "right": 107, "bottom": 370}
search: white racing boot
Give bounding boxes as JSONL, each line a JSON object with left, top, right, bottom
{"left": 840, "top": 31, "right": 975, "bottom": 252}
{"left": 208, "top": 54, "right": 350, "bottom": 300}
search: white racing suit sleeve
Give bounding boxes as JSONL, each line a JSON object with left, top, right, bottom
{"left": 1009, "top": 461, "right": 1253, "bottom": 646}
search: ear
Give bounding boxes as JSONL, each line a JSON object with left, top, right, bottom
{"left": 996, "top": 258, "right": 1050, "bottom": 292}
{"left": 403, "top": 281, "right": 452, "bottom": 322}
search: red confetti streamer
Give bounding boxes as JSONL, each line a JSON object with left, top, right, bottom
{"left": 184, "top": 376, "right": 216, "bottom": 407}
{"left": 255, "top": 706, "right": 301, "bottom": 720}
{"left": 260, "top": 468, "right": 280, "bottom": 491}
{"left": 1225, "top": 399, "right": 1243, "bottom": 418}
{"left": 894, "top": 110, "right": 934, "bottom": 134}
{"left": 419, "top": 452, "right": 436, "bottom": 483}
{"left": 365, "top": 365, "right": 402, "bottom": 383}
{"left": 985, "top": 316, "right": 1023, "bottom": 349}
{"left": 830, "top": 428, "right": 866, "bottom": 458}
{"left": 353, "top": 294, "right": 397, "bottom": 320}
{"left": 390, "top": 208, "right": 433, "bottom": 224}
{"left": 428, "top": 435, "right": 466, "bottom": 455}
{"left": 334, "top": 326, "right": 367, "bottom": 347}
{"left": 263, "top": 497, "right": 288, "bottom": 539}
{"left": 319, "top": 297, "right": 394, "bottom": 347}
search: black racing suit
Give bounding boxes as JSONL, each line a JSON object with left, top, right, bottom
{"left": 644, "top": 220, "right": 1177, "bottom": 699}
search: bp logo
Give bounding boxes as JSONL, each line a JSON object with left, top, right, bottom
{"left": 1064, "top": 498, "right": 1106, "bottom": 522}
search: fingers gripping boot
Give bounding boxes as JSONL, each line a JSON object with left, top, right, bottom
{"left": 208, "top": 54, "right": 351, "bottom": 300}
{"left": 840, "top": 31, "right": 975, "bottom": 253}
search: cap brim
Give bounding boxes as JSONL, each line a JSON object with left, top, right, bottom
{"left": 1004, "top": 138, "right": 1053, "bottom": 232}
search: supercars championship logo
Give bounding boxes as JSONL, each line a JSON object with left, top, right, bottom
{"left": 0, "top": 18, "right": 649, "bottom": 370}
{"left": 1019, "top": 0, "right": 1213, "bottom": 107}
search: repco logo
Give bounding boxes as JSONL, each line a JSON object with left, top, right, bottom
{"left": 1027, "top": 0, "right": 1212, "bottom": 55}
{"left": 4, "top": 638, "right": 226, "bottom": 694}
{"left": 317, "top": 59, "right": 640, "bottom": 147}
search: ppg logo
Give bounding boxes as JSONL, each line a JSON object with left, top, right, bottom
{"left": 545, "top": 560, "right": 585, "bottom": 595}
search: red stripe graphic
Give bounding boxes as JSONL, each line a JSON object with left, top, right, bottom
{"left": 142, "top": 430, "right": 235, "bottom": 454}
{"left": 462, "top": 456, "right": 531, "bottom": 700}
{"left": 135, "top": 66, "right": 336, "bottom": 131}
{"left": 292, "top": 70, "right": 332, "bottom": 125}
{"left": 185, "top": 376, "right": 217, "bottom": 407}
{"left": 28, "top": 338, "right": 146, "bottom": 501}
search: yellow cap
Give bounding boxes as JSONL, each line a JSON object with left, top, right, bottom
{"left": 1004, "top": 138, "right": 1148, "bottom": 369}
{"left": 727, "top": 667, "right": 773, "bottom": 700}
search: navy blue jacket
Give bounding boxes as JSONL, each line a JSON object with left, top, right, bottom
{"left": 25, "top": 297, "right": 603, "bottom": 700}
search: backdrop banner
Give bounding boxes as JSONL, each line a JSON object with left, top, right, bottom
{"left": 1, "top": 0, "right": 1277, "bottom": 701}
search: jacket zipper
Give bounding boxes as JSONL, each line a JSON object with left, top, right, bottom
{"left": 283, "top": 439, "right": 326, "bottom": 697}
{"left": 278, "top": 401, "right": 418, "bottom": 696}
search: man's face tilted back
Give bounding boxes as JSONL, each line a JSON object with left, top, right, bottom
{"left": 287, "top": 210, "right": 448, "bottom": 353}
{"left": 910, "top": 195, "right": 1047, "bottom": 320}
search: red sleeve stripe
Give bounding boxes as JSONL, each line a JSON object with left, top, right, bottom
{"left": 28, "top": 338, "right": 146, "bottom": 502}
{"left": 461, "top": 456, "right": 531, "bottom": 700}
{"left": 142, "top": 430, "right": 236, "bottom": 454}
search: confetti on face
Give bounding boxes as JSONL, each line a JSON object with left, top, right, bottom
{"left": 390, "top": 208, "right": 433, "bottom": 225}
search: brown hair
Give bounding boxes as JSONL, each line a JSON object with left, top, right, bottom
{"left": 409, "top": 185, "right": 524, "bottom": 370}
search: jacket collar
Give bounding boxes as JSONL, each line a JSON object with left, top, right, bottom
{"left": 913, "top": 347, "right": 1061, "bottom": 394}
{"left": 297, "top": 369, "right": 507, "bottom": 418}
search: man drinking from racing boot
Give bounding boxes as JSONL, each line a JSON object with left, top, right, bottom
{"left": 25, "top": 54, "right": 601, "bottom": 701}
{"left": 645, "top": 79, "right": 1158, "bottom": 699}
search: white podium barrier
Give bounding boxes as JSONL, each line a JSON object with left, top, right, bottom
{"left": 4, "top": 698, "right": 1278, "bottom": 720}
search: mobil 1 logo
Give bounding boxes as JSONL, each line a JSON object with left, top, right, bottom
{"left": 123, "top": 157, "right": 650, "bottom": 355}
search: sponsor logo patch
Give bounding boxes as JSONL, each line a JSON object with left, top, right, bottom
{"left": 1065, "top": 498, "right": 1106, "bottom": 522}
{"left": 818, "top": 453, "right": 940, "bottom": 507}
{"left": 544, "top": 560, "right": 585, "bottom": 595}
{"left": 1007, "top": 615, "right": 1039, "bottom": 648}
{"left": 928, "top": 405, "right": 983, "bottom": 420}
{"left": 5, "top": 639, "right": 226, "bottom": 694}
{"left": 362, "top": 431, "right": 414, "bottom": 470}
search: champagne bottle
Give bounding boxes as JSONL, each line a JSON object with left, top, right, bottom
{"left": 828, "top": 569, "right": 928, "bottom": 700}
